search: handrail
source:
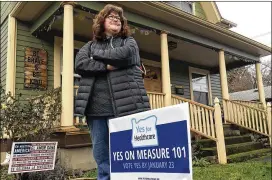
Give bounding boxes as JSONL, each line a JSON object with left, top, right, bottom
{"left": 232, "top": 99, "right": 262, "bottom": 104}
{"left": 172, "top": 94, "right": 214, "bottom": 110}
{"left": 147, "top": 92, "right": 166, "bottom": 95}
{"left": 231, "top": 99, "right": 264, "bottom": 109}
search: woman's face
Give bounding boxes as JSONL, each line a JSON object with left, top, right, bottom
{"left": 104, "top": 11, "right": 122, "bottom": 36}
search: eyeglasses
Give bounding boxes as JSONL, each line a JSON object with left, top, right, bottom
{"left": 107, "top": 15, "right": 121, "bottom": 21}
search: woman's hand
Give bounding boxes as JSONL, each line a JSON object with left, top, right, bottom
{"left": 107, "top": 64, "right": 117, "bottom": 71}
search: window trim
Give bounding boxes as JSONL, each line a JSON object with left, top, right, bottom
{"left": 189, "top": 66, "right": 213, "bottom": 105}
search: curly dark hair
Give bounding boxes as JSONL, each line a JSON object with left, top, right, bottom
{"left": 92, "top": 4, "right": 130, "bottom": 41}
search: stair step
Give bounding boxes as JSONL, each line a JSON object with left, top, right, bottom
{"left": 228, "top": 148, "right": 271, "bottom": 163}
{"left": 224, "top": 129, "right": 241, "bottom": 137}
{"left": 223, "top": 124, "right": 239, "bottom": 131}
{"left": 197, "top": 135, "right": 252, "bottom": 148}
{"left": 202, "top": 142, "right": 263, "bottom": 156}
{"left": 248, "top": 154, "right": 272, "bottom": 162}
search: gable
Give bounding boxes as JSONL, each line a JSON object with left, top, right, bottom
{"left": 199, "top": 2, "right": 220, "bottom": 23}
{"left": 199, "top": 2, "right": 237, "bottom": 28}
{"left": 194, "top": 2, "right": 207, "bottom": 20}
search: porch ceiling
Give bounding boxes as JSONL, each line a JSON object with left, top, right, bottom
{"left": 11, "top": 2, "right": 53, "bottom": 23}
{"left": 49, "top": 9, "right": 242, "bottom": 70}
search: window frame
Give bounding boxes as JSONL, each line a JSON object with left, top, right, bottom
{"left": 164, "top": 1, "right": 195, "bottom": 15}
{"left": 189, "top": 66, "right": 213, "bottom": 105}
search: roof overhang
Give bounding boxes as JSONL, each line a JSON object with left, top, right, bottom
{"left": 11, "top": 1, "right": 271, "bottom": 60}
{"left": 114, "top": 1, "right": 270, "bottom": 58}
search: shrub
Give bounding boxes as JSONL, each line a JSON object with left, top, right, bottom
{"left": 0, "top": 86, "right": 61, "bottom": 142}
{"left": 0, "top": 86, "right": 62, "bottom": 179}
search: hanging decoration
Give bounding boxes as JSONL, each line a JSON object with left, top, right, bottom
{"left": 35, "top": 5, "right": 159, "bottom": 38}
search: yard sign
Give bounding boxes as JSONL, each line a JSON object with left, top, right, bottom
{"left": 109, "top": 103, "right": 193, "bottom": 180}
{"left": 8, "top": 142, "right": 58, "bottom": 174}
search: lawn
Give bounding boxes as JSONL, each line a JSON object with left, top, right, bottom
{"left": 193, "top": 161, "right": 271, "bottom": 180}
{"left": 84, "top": 161, "right": 272, "bottom": 180}
{"left": 1, "top": 161, "right": 271, "bottom": 179}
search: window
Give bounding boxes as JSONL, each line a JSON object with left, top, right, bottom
{"left": 189, "top": 67, "right": 212, "bottom": 105}
{"left": 165, "top": 1, "right": 194, "bottom": 14}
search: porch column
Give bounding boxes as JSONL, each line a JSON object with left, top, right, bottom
{"left": 5, "top": 15, "right": 17, "bottom": 96}
{"left": 61, "top": 2, "right": 75, "bottom": 127}
{"left": 160, "top": 31, "right": 172, "bottom": 106}
{"left": 255, "top": 62, "right": 266, "bottom": 108}
{"left": 219, "top": 50, "right": 229, "bottom": 100}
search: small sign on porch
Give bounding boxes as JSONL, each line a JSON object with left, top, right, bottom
{"left": 24, "top": 47, "right": 48, "bottom": 90}
{"left": 8, "top": 142, "right": 58, "bottom": 174}
{"left": 109, "top": 103, "right": 193, "bottom": 180}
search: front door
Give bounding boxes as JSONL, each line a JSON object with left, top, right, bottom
{"left": 143, "top": 65, "right": 162, "bottom": 93}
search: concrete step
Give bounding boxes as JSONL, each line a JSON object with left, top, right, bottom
{"left": 202, "top": 141, "right": 264, "bottom": 156}
{"left": 223, "top": 124, "right": 239, "bottom": 131}
{"left": 227, "top": 148, "right": 271, "bottom": 163}
{"left": 224, "top": 129, "right": 241, "bottom": 137}
{"left": 248, "top": 154, "right": 272, "bottom": 162}
{"left": 197, "top": 135, "right": 252, "bottom": 148}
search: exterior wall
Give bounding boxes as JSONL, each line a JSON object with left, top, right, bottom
{"left": 169, "top": 60, "right": 222, "bottom": 103}
{"left": 0, "top": 2, "right": 16, "bottom": 90}
{"left": 170, "top": 60, "right": 191, "bottom": 99}
{"left": 210, "top": 73, "right": 222, "bottom": 102}
{"left": 0, "top": 2, "right": 16, "bottom": 24}
{"left": 15, "top": 21, "right": 54, "bottom": 99}
{"left": 1, "top": 18, "right": 8, "bottom": 89}
{"left": 194, "top": 2, "right": 207, "bottom": 20}
{"left": 141, "top": 52, "right": 222, "bottom": 103}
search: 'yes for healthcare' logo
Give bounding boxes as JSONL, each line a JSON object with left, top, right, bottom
{"left": 131, "top": 115, "right": 158, "bottom": 148}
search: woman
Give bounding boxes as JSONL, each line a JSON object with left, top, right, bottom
{"left": 74, "top": 4, "right": 150, "bottom": 180}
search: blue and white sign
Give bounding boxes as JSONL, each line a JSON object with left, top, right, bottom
{"left": 109, "top": 103, "right": 193, "bottom": 180}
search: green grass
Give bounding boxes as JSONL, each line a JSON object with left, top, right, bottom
{"left": 1, "top": 161, "right": 271, "bottom": 180}
{"left": 83, "top": 169, "right": 97, "bottom": 178}
{"left": 193, "top": 161, "right": 271, "bottom": 180}
{"left": 83, "top": 161, "right": 272, "bottom": 180}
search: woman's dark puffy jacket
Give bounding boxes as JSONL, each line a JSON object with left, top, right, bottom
{"left": 74, "top": 36, "right": 150, "bottom": 118}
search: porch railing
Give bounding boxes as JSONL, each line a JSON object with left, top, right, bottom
{"left": 172, "top": 95, "right": 227, "bottom": 164}
{"left": 231, "top": 100, "right": 264, "bottom": 109}
{"left": 223, "top": 99, "right": 271, "bottom": 146}
{"left": 172, "top": 95, "right": 216, "bottom": 140}
{"left": 147, "top": 92, "right": 165, "bottom": 109}
{"left": 74, "top": 86, "right": 87, "bottom": 126}
{"left": 73, "top": 91, "right": 166, "bottom": 126}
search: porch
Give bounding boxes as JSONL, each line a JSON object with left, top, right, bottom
{"left": 6, "top": 1, "right": 272, "bottom": 165}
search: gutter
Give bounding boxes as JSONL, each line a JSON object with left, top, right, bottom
{"left": 220, "top": 18, "right": 237, "bottom": 28}
{"left": 149, "top": 2, "right": 271, "bottom": 53}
